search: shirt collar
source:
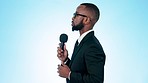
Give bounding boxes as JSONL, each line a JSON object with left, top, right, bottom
{"left": 77, "top": 29, "right": 94, "bottom": 44}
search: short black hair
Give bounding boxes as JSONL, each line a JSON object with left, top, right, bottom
{"left": 80, "top": 3, "right": 100, "bottom": 22}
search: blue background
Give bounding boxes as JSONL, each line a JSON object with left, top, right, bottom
{"left": 0, "top": 0, "right": 148, "bottom": 83}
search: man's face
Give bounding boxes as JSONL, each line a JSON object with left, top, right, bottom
{"left": 72, "top": 18, "right": 84, "bottom": 31}
{"left": 71, "top": 5, "right": 87, "bottom": 31}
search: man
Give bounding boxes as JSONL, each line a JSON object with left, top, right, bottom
{"left": 57, "top": 3, "right": 106, "bottom": 83}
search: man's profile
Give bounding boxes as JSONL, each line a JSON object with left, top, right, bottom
{"left": 57, "top": 3, "right": 106, "bottom": 83}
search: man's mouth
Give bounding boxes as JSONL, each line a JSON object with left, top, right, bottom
{"left": 71, "top": 21, "right": 74, "bottom": 26}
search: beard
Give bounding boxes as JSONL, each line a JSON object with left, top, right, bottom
{"left": 72, "top": 20, "right": 84, "bottom": 31}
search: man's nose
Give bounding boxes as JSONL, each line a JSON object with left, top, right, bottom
{"left": 72, "top": 17, "right": 74, "bottom": 20}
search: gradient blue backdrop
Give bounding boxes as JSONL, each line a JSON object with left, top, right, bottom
{"left": 0, "top": 0, "right": 148, "bottom": 83}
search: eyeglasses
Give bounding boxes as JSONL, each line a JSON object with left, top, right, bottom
{"left": 73, "top": 12, "right": 87, "bottom": 18}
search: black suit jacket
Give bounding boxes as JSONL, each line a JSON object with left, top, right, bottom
{"left": 66, "top": 31, "right": 106, "bottom": 83}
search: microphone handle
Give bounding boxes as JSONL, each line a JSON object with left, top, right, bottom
{"left": 60, "top": 42, "right": 64, "bottom": 51}
{"left": 60, "top": 42, "right": 65, "bottom": 66}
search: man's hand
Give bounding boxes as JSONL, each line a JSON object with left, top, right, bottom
{"left": 57, "top": 64, "right": 70, "bottom": 78}
{"left": 57, "top": 43, "right": 68, "bottom": 62}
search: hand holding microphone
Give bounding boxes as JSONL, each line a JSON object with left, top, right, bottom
{"left": 57, "top": 33, "right": 71, "bottom": 79}
{"left": 57, "top": 34, "right": 68, "bottom": 63}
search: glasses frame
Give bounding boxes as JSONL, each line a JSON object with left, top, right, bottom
{"left": 73, "top": 12, "right": 87, "bottom": 18}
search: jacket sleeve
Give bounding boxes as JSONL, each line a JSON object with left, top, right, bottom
{"left": 70, "top": 44, "right": 105, "bottom": 83}
{"left": 65, "top": 57, "right": 71, "bottom": 66}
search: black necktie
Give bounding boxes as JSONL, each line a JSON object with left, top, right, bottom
{"left": 66, "top": 78, "right": 70, "bottom": 83}
{"left": 71, "top": 40, "right": 79, "bottom": 60}
{"left": 73, "top": 40, "right": 79, "bottom": 52}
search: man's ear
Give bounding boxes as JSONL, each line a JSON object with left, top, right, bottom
{"left": 83, "top": 17, "right": 91, "bottom": 25}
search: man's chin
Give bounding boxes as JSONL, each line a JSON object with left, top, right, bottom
{"left": 72, "top": 26, "right": 79, "bottom": 31}
{"left": 72, "top": 22, "right": 84, "bottom": 31}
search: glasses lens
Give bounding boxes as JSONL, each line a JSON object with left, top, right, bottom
{"left": 73, "top": 13, "right": 76, "bottom": 18}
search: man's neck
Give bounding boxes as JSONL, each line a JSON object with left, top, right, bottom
{"left": 78, "top": 29, "right": 94, "bottom": 44}
{"left": 79, "top": 28, "right": 90, "bottom": 36}
{"left": 79, "top": 25, "right": 93, "bottom": 36}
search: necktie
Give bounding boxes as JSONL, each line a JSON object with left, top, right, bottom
{"left": 73, "top": 40, "right": 79, "bottom": 52}
{"left": 66, "top": 78, "right": 70, "bottom": 83}
{"left": 71, "top": 40, "right": 79, "bottom": 60}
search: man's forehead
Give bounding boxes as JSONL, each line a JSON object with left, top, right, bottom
{"left": 76, "top": 5, "right": 86, "bottom": 13}
{"left": 77, "top": 5, "right": 86, "bottom": 10}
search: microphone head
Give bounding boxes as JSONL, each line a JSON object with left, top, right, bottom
{"left": 60, "top": 33, "right": 68, "bottom": 43}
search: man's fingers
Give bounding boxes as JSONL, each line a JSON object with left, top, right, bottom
{"left": 57, "top": 64, "right": 61, "bottom": 70}
{"left": 57, "top": 47, "right": 64, "bottom": 54}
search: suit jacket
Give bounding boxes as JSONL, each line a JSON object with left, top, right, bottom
{"left": 66, "top": 31, "right": 106, "bottom": 83}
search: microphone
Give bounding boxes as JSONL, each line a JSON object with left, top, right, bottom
{"left": 59, "top": 33, "right": 68, "bottom": 50}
